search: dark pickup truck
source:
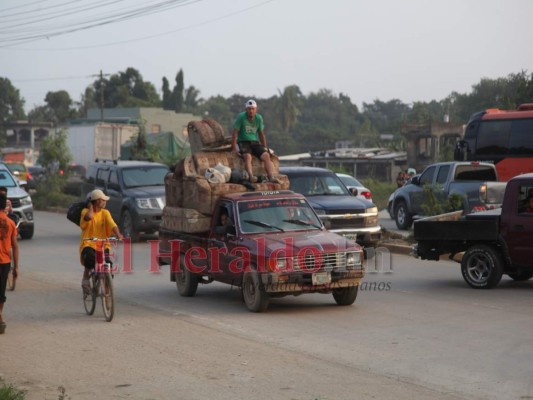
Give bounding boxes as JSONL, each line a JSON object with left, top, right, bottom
{"left": 413, "top": 173, "right": 533, "bottom": 288}
{"left": 159, "top": 190, "right": 365, "bottom": 312}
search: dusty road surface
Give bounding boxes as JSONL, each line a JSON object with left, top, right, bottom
{"left": 1, "top": 211, "right": 532, "bottom": 400}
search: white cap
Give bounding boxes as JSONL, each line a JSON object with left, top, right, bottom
{"left": 245, "top": 99, "right": 257, "bottom": 108}
{"left": 91, "top": 189, "right": 110, "bottom": 201}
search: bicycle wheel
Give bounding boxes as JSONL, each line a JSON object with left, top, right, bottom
{"left": 83, "top": 274, "right": 97, "bottom": 315}
{"left": 100, "top": 272, "right": 114, "bottom": 322}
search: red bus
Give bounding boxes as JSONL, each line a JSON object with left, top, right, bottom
{"left": 455, "top": 104, "right": 533, "bottom": 181}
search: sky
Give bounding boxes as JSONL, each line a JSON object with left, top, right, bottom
{"left": 1, "top": 0, "right": 533, "bottom": 114}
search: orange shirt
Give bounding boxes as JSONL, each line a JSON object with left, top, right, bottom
{"left": 0, "top": 212, "right": 17, "bottom": 264}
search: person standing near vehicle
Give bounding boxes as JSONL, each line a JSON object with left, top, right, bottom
{"left": 80, "top": 190, "right": 123, "bottom": 292}
{"left": 0, "top": 193, "right": 18, "bottom": 334}
{"left": 232, "top": 99, "right": 280, "bottom": 184}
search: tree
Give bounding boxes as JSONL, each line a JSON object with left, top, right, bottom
{"left": 277, "top": 85, "right": 303, "bottom": 132}
{"left": 39, "top": 129, "right": 72, "bottom": 171}
{"left": 89, "top": 67, "right": 161, "bottom": 108}
{"left": 0, "top": 77, "right": 25, "bottom": 123}
{"left": 184, "top": 85, "right": 200, "bottom": 110}
{"left": 162, "top": 77, "right": 173, "bottom": 110}
{"left": 173, "top": 69, "right": 185, "bottom": 112}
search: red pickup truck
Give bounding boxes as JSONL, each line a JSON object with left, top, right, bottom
{"left": 159, "top": 190, "right": 365, "bottom": 312}
{"left": 413, "top": 173, "right": 533, "bottom": 288}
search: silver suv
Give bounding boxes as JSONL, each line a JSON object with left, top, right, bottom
{"left": 0, "top": 163, "right": 34, "bottom": 239}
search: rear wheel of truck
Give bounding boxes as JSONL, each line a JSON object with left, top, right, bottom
{"left": 508, "top": 271, "right": 533, "bottom": 281}
{"left": 461, "top": 245, "right": 503, "bottom": 289}
{"left": 242, "top": 271, "right": 269, "bottom": 312}
{"left": 176, "top": 256, "right": 198, "bottom": 297}
{"left": 332, "top": 285, "right": 359, "bottom": 306}
{"left": 394, "top": 201, "right": 413, "bottom": 230}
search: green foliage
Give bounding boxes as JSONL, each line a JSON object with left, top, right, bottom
{"left": 32, "top": 181, "right": 77, "bottom": 209}
{"left": 361, "top": 178, "right": 397, "bottom": 210}
{"left": 420, "top": 185, "right": 464, "bottom": 216}
{"left": 39, "top": 129, "right": 72, "bottom": 172}
{"left": 0, "top": 77, "right": 25, "bottom": 136}
{"left": 0, "top": 384, "right": 26, "bottom": 400}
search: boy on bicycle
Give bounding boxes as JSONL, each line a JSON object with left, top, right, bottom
{"left": 80, "top": 189, "right": 123, "bottom": 292}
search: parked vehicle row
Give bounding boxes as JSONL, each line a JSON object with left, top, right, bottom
{"left": 0, "top": 163, "right": 35, "bottom": 239}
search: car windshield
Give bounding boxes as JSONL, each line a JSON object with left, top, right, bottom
{"left": 122, "top": 166, "right": 168, "bottom": 188}
{"left": 0, "top": 170, "right": 17, "bottom": 188}
{"left": 290, "top": 175, "right": 350, "bottom": 196}
{"left": 238, "top": 198, "right": 322, "bottom": 233}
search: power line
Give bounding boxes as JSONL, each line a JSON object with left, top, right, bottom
{"left": 1, "top": 0, "right": 277, "bottom": 51}
{"left": 0, "top": 0, "right": 200, "bottom": 46}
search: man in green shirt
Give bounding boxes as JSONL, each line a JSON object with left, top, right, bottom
{"left": 232, "top": 99, "right": 279, "bottom": 184}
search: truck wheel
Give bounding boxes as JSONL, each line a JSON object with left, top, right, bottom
{"left": 508, "top": 271, "right": 533, "bottom": 281}
{"left": 176, "top": 256, "right": 198, "bottom": 297}
{"left": 19, "top": 224, "right": 34, "bottom": 240}
{"left": 394, "top": 201, "right": 413, "bottom": 230}
{"left": 461, "top": 245, "right": 503, "bottom": 289}
{"left": 242, "top": 271, "right": 269, "bottom": 312}
{"left": 120, "top": 210, "right": 140, "bottom": 242}
{"left": 332, "top": 285, "right": 359, "bottom": 306}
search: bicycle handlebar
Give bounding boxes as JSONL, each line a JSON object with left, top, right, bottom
{"left": 83, "top": 237, "right": 121, "bottom": 242}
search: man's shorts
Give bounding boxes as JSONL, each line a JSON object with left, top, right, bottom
{"left": 238, "top": 141, "right": 267, "bottom": 159}
{"left": 82, "top": 247, "right": 111, "bottom": 270}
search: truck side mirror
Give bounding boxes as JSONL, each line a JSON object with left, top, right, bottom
{"left": 411, "top": 176, "right": 420, "bottom": 185}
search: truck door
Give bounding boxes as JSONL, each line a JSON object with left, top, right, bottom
{"left": 105, "top": 169, "right": 122, "bottom": 221}
{"left": 209, "top": 203, "right": 241, "bottom": 284}
{"left": 409, "top": 165, "right": 437, "bottom": 215}
{"left": 501, "top": 183, "right": 533, "bottom": 267}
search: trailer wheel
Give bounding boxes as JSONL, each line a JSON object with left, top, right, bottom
{"left": 508, "top": 271, "right": 533, "bottom": 281}
{"left": 242, "top": 271, "right": 269, "bottom": 312}
{"left": 461, "top": 245, "right": 503, "bottom": 289}
{"left": 176, "top": 256, "right": 198, "bottom": 297}
{"left": 394, "top": 201, "right": 413, "bottom": 230}
{"left": 332, "top": 285, "right": 359, "bottom": 306}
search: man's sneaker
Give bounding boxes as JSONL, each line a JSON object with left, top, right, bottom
{"left": 268, "top": 176, "right": 281, "bottom": 184}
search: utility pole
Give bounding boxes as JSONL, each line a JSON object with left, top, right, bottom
{"left": 90, "top": 70, "right": 110, "bottom": 121}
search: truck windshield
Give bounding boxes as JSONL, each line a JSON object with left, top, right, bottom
{"left": 289, "top": 175, "right": 350, "bottom": 196}
{"left": 122, "top": 166, "right": 169, "bottom": 188}
{"left": 0, "top": 170, "right": 17, "bottom": 188}
{"left": 238, "top": 198, "right": 322, "bottom": 233}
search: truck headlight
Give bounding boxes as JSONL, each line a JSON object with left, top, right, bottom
{"left": 346, "top": 251, "right": 361, "bottom": 267}
{"left": 20, "top": 196, "right": 33, "bottom": 206}
{"left": 136, "top": 197, "right": 165, "bottom": 209}
{"left": 365, "top": 206, "right": 378, "bottom": 214}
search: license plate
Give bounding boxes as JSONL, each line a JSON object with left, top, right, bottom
{"left": 312, "top": 272, "right": 331, "bottom": 285}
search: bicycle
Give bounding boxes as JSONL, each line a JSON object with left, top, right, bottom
{"left": 82, "top": 237, "right": 120, "bottom": 322}
{"left": 6, "top": 214, "right": 21, "bottom": 291}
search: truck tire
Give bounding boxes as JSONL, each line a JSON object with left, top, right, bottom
{"left": 332, "top": 285, "right": 359, "bottom": 306}
{"left": 176, "top": 256, "right": 198, "bottom": 297}
{"left": 242, "top": 270, "right": 269, "bottom": 312}
{"left": 19, "top": 224, "right": 34, "bottom": 240}
{"left": 120, "top": 210, "right": 140, "bottom": 243}
{"left": 508, "top": 271, "right": 533, "bottom": 281}
{"left": 461, "top": 244, "right": 503, "bottom": 289}
{"left": 394, "top": 201, "right": 413, "bottom": 230}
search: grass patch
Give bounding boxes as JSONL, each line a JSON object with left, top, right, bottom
{"left": 0, "top": 384, "right": 26, "bottom": 400}
{"left": 361, "top": 178, "right": 396, "bottom": 211}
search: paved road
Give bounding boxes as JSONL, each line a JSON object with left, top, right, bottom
{"left": 1, "top": 211, "right": 532, "bottom": 400}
